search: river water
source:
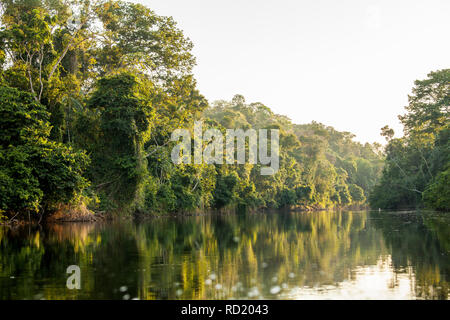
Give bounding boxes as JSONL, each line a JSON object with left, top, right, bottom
{"left": 0, "top": 210, "right": 448, "bottom": 299}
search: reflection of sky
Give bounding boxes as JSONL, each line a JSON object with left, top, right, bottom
{"left": 282, "top": 256, "right": 416, "bottom": 300}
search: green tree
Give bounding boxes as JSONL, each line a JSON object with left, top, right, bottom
{"left": 371, "top": 69, "right": 450, "bottom": 210}
{"left": 86, "top": 73, "right": 152, "bottom": 213}
{"left": 399, "top": 69, "right": 449, "bottom": 137}
{"left": 423, "top": 166, "right": 450, "bottom": 211}
{"left": 213, "top": 172, "right": 238, "bottom": 209}
{"left": 0, "top": 86, "right": 89, "bottom": 216}
{"left": 349, "top": 184, "right": 366, "bottom": 204}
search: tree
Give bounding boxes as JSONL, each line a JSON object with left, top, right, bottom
{"left": 213, "top": 172, "right": 237, "bottom": 209}
{"left": 370, "top": 69, "right": 450, "bottom": 210}
{"left": 423, "top": 166, "right": 450, "bottom": 211}
{"left": 349, "top": 184, "right": 366, "bottom": 204}
{"left": 0, "top": 0, "right": 93, "bottom": 102}
{"left": 399, "top": 69, "right": 450, "bottom": 137}
{"left": 0, "top": 86, "right": 89, "bottom": 216}
{"left": 381, "top": 125, "right": 394, "bottom": 142}
{"left": 93, "top": 1, "right": 195, "bottom": 79}
{"left": 86, "top": 73, "right": 151, "bottom": 213}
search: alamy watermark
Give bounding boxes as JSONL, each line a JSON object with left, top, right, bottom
{"left": 170, "top": 121, "right": 279, "bottom": 175}
{"left": 66, "top": 265, "right": 81, "bottom": 289}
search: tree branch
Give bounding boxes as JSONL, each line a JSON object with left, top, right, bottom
{"left": 47, "top": 15, "right": 89, "bottom": 83}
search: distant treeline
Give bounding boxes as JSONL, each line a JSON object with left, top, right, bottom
{"left": 0, "top": 1, "right": 447, "bottom": 220}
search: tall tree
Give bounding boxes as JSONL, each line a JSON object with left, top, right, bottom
{"left": 86, "top": 73, "right": 151, "bottom": 213}
{"left": 371, "top": 69, "right": 450, "bottom": 210}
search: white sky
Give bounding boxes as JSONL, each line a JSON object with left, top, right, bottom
{"left": 137, "top": 0, "right": 450, "bottom": 144}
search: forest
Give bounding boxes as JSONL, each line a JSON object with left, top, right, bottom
{"left": 0, "top": 0, "right": 448, "bottom": 222}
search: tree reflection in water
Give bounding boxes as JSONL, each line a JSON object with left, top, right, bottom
{"left": 0, "top": 210, "right": 448, "bottom": 299}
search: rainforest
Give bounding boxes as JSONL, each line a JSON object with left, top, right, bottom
{"left": 0, "top": 0, "right": 448, "bottom": 301}
{"left": 0, "top": 0, "right": 394, "bottom": 220}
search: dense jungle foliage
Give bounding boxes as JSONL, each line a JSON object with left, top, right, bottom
{"left": 0, "top": 1, "right": 447, "bottom": 219}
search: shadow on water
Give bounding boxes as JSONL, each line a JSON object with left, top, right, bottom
{"left": 0, "top": 210, "right": 448, "bottom": 299}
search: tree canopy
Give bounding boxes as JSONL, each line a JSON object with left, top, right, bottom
{"left": 0, "top": 0, "right": 446, "bottom": 219}
{"left": 370, "top": 69, "right": 449, "bottom": 211}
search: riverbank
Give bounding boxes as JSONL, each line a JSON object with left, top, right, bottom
{"left": 1, "top": 202, "right": 372, "bottom": 226}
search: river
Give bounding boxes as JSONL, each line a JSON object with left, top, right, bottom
{"left": 0, "top": 210, "right": 448, "bottom": 299}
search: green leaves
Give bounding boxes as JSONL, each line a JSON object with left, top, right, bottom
{"left": 202, "top": 95, "right": 382, "bottom": 211}
{"left": 0, "top": 86, "right": 89, "bottom": 215}
{"left": 423, "top": 166, "right": 450, "bottom": 211}
{"left": 93, "top": 1, "right": 195, "bottom": 78}
{"left": 371, "top": 70, "right": 450, "bottom": 211}
{"left": 399, "top": 69, "right": 450, "bottom": 137}
{"left": 86, "top": 73, "right": 152, "bottom": 214}
{"left": 213, "top": 173, "right": 238, "bottom": 209}
{"left": 0, "top": 86, "right": 50, "bottom": 147}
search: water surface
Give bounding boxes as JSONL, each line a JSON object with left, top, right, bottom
{"left": 0, "top": 210, "right": 448, "bottom": 299}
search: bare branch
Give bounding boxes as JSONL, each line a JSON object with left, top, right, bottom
{"left": 38, "top": 47, "right": 44, "bottom": 101}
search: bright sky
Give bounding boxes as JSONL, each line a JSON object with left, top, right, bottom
{"left": 137, "top": 0, "right": 450, "bottom": 144}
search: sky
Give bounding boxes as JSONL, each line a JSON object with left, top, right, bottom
{"left": 138, "top": 0, "right": 450, "bottom": 144}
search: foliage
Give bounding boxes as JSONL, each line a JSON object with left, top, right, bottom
{"left": 0, "top": 86, "right": 89, "bottom": 216}
{"left": 423, "top": 166, "right": 450, "bottom": 211}
{"left": 85, "top": 73, "right": 151, "bottom": 213}
{"left": 213, "top": 172, "right": 238, "bottom": 209}
{"left": 370, "top": 69, "right": 449, "bottom": 211}
{"left": 348, "top": 184, "right": 366, "bottom": 204}
{"left": 203, "top": 96, "right": 383, "bottom": 210}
